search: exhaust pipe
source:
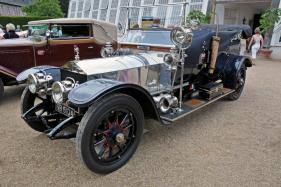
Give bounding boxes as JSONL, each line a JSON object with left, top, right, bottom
{"left": 154, "top": 94, "right": 178, "bottom": 113}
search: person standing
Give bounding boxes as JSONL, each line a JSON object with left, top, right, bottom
{"left": 248, "top": 27, "right": 264, "bottom": 62}
{"left": 3, "top": 23, "right": 19, "bottom": 39}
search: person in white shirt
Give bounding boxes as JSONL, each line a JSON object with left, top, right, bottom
{"left": 248, "top": 27, "right": 264, "bottom": 62}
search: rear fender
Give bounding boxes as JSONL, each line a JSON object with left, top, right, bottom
{"left": 0, "top": 65, "right": 18, "bottom": 85}
{"left": 16, "top": 66, "right": 61, "bottom": 83}
{"left": 68, "top": 79, "right": 161, "bottom": 122}
{"left": 0, "top": 65, "right": 17, "bottom": 78}
{"left": 216, "top": 53, "right": 252, "bottom": 89}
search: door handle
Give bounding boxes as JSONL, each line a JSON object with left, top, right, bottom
{"left": 88, "top": 46, "right": 94, "bottom": 49}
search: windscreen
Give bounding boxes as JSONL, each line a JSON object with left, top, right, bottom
{"left": 28, "top": 25, "right": 48, "bottom": 37}
{"left": 120, "top": 30, "right": 173, "bottom": 46}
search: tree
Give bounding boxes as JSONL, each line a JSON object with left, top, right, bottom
{"left": 59, "top": 0, "right": 70, "bottom": 17}
{"left": 187, "top": 10, "right": 210, "bottom": 24}
{"left": 210, "top": 0, "right": 216, "bottom": 24}
{"left": 22, "top": 0, "right": 64, "bottom": 18}
{"left": 259, "top": 8, "right": 281, "bottom": 34}
{"left": 259, "top": 8, "right": 281, "bottom": 48}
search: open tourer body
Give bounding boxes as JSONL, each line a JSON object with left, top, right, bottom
{"left": 17, "top": 23, "right": 252, "bottom": 174}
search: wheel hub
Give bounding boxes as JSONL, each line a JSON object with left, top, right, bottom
{"left": 91, "top": 109, "right": 136, "bottom": 163}
{"left": 115, "top": 133, "right": 125, "bottom": 143}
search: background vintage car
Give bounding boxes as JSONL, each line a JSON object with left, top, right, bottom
{"left": 0, "top": 18, "right": 117, "bottom": 101}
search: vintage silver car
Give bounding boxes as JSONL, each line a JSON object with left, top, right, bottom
{"left": 17, "top": 22, "right": 252, "bottom": 173}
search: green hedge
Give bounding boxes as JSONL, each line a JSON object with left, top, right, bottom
{"left": 0, "top": 16, "right": 51, "bottom": 29}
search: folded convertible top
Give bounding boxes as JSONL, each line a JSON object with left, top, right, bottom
{"left": 201, "top": 24, "right": 252, "bottom": 39}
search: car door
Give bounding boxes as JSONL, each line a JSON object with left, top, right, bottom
{"left": 0, "top": 39, "right": 35, "bottom": 76}
{"left": 35, "top": 23, "right": 72, "bottom": 67}
{"left": 33, "top": 38, "right": 53, "bottom": 67}
{"left": 27, "top": 24, "right": 53, "bottom": 68}
{"left": 63, "top": 23, "right": 102, "bottom": 59}
{"left": 79, "top": 36, "right": 102, "bottom": 60}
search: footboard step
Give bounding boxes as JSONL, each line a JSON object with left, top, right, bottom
{"left": 160, "top": 88, "right": 234, "bottom": 123}
{"left": 185, "top": 99, "right": 205, "bottom": 108}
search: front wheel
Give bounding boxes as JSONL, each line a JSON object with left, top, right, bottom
{"left": 20, "top": 87, "right": 55, "bottom": 132}
{"left": 76, "top": 94, "right": 144, "bottom": 174}
{"left": 227, "top": 64, "right": 246, "bottom": 101}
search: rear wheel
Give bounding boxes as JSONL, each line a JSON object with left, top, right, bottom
{"left": 0, "top": 78, "right": 4, "bottom": 102}
{"left": 227, "top": 64, "right": 246, "bottom": 101}
{"left": 76, "top": 94, "right": 144, "bottom": 174}
{"left": 20, "top": 87, "right": 56, "bottom": 132}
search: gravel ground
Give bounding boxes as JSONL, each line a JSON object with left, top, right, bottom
{"left": 0, "top": 59, "right": 280, "bottom": 187}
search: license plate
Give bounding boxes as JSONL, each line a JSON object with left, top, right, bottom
{"left": 55, "top": 104, "right": 76, "bottom": 117}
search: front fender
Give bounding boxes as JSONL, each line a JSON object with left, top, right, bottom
{"left": 16, "top": 66, "right": 61, "bottom": 83}
{"left": 68, "top": 79, "right": 123, "bottom": 106}
{"left": 69, "top": 79, "right": 161, "bottom": 121}
{"left": 216, "top": 53, "right": 252, "bottom": 89}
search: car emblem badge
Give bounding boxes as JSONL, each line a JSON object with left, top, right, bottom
{"left": 37, "top": 50, "right": 45, "bottom": 56}
{"left": 74, "top": 45, "right": 80, "bottom": 60}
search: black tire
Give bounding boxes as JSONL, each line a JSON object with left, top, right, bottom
{"left": 76, "top": 94, "right": 144, "bottom": 174}
{"left": 227, "top": 64, "right": 246, "bottom": 101}
{"left": 0, "top": 78, "right": 4, "bottom": 102}
{"left": 20, "top": 87, "right": 48, "bottom": 132}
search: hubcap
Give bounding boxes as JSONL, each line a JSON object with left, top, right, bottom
{"left": 115, "top": 133, "right": 125, "bottom": 143}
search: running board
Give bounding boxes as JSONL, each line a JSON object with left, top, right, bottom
{"left": 160, "top": 88, "right": 234, "bottom": 123}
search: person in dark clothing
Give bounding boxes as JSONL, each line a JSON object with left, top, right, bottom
{"left": 3, "top": 23, "right": 19, "bottom": 39}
